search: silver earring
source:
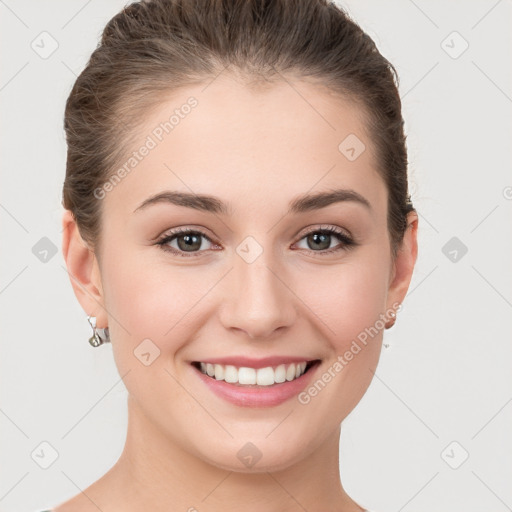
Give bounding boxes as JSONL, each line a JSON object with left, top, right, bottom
{"left": 383, "top": 309, "right": 398, "bottom": 349}
{"left": 87, "top": 316, "right": 110, "bottom": 347}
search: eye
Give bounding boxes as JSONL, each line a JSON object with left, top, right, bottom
{"left": 294, "top": 226, "right": 355, "bottom": 255}
{"left": 156, "top": 225, "right": 356, "bottom": 258}
{"left": 156, "top": 228, "right": 218, "bottom": 257}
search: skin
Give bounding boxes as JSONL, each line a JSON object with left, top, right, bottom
{"left": 60, "top": 73, "right": 418, "bottom": 512}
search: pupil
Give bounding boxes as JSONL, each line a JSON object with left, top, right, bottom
{"left": 178, "top": 234, "right": 201, "bottom": 251}
{"left": 309, "top": 232, "right": 330, "bottom": 250}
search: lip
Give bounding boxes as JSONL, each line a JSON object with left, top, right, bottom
{"left": 191, "top": 359, "right": 321, "bottom": 408}
{"left": 190, "top": 356, "right": 317, "bottom": 369}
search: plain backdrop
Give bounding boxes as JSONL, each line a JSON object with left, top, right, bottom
{"left": 1, "top": 1, "right": 511, "bottom": 511}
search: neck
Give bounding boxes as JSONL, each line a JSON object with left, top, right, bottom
{"left": 96, "top": 395, "right": 364, "bottom": 512}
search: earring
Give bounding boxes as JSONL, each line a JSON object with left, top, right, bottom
{"left": 383, "top": 307, "right": 399, "bottom": 349}
{"left": 385, "top": 311, "right": 397, "bottom": 330}
{"left": 87, "top": 315, "right": 110, "bottom": 347}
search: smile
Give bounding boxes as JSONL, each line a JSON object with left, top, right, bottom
{"left": 193, "top": 361, "right": 312, "bottom": 386}
{"left": 190, "top": 356, "right": 322, "bottom": 407}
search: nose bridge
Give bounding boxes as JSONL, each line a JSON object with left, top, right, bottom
{"left": 220, "top": 241, "right": 296, "bottom": 339}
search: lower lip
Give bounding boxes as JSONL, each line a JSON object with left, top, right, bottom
{"left": 193, "top": 362, "right": 320, "bottom": 408}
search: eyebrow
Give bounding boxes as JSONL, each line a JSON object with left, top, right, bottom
{"left": 133, "top": 188, "right": 371, "bottom": 215}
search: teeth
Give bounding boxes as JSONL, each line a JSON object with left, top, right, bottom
{"left": 256, "top": 367, "right": 274, "bottom": 386}
{"left": 224, "top": 365, "right": 238, "bottom": 383}
{"left": 214, "top": 364, "right": 224, "bottom": 380}
{"left": 196, "top": 361, "right": 310, "bottom": 386}
{"left": 238, "top": 367, "right": 256, "bottom": 385}
{"left": 274, "top": 364, "right": 286, "bottom": 383}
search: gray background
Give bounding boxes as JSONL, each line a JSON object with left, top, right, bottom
{"left": 1, "top": 1, "right": 511, "bottom": 511}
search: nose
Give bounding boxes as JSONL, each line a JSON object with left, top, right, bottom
{"left": 219, "top": 250, "right": 297, "bottom": 340}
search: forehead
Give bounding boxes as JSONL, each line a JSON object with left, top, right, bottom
{"left": 104, "top": 74, "right": 386, "bottom": 219}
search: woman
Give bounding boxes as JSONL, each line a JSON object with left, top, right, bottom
{"left": 51, "top": 0, "right": 418, "bottom": 510}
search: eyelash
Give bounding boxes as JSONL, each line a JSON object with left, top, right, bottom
{"left": 156, "top": 226, "right": 356, "bottom": 258}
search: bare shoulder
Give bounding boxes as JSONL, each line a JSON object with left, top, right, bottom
{"left": 51, "top": 493, "right": 98, "bottom": 512}
{"left": 50, "top": 463, "right": 127, "bottom": 512}
{"left": 50, "top": 481, "right": 113, "bottom": 512}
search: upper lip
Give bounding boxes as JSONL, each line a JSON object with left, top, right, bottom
{"left": 191, "top": 356, "right": 320, "bottom": 369}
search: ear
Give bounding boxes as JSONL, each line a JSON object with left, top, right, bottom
{"left": 386, "top": 211, "right": 419, "bottom": 312}
{"left": 61, "top": 209, "right": 107, "bottom": 328}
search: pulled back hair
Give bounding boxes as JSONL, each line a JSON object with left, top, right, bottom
{"left": 63, "top": 0, "right": 415, "bottom": 257}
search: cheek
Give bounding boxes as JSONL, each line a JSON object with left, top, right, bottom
{"left": 291, "top": 257, "right": 390, "bottom": 423}
{"left": 102, "top": 252, "right": 215, "bottom": 353}
{"left": 295, "top": 255, "right": 390, "bottom": 351}
{"left": 102, "top": 258, "right": 209, "bottom": 408}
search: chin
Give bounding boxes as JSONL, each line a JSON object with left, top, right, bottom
{"left": 192, "top": 432, "right": 316, "bottom": 474}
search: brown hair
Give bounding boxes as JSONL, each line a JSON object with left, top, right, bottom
{"left": 62, "top": 0, "right": 415, "bottom": 257}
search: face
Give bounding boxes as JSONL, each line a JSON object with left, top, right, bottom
{"left": 74, "top": 74, "right": 414, "bottom": 473}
